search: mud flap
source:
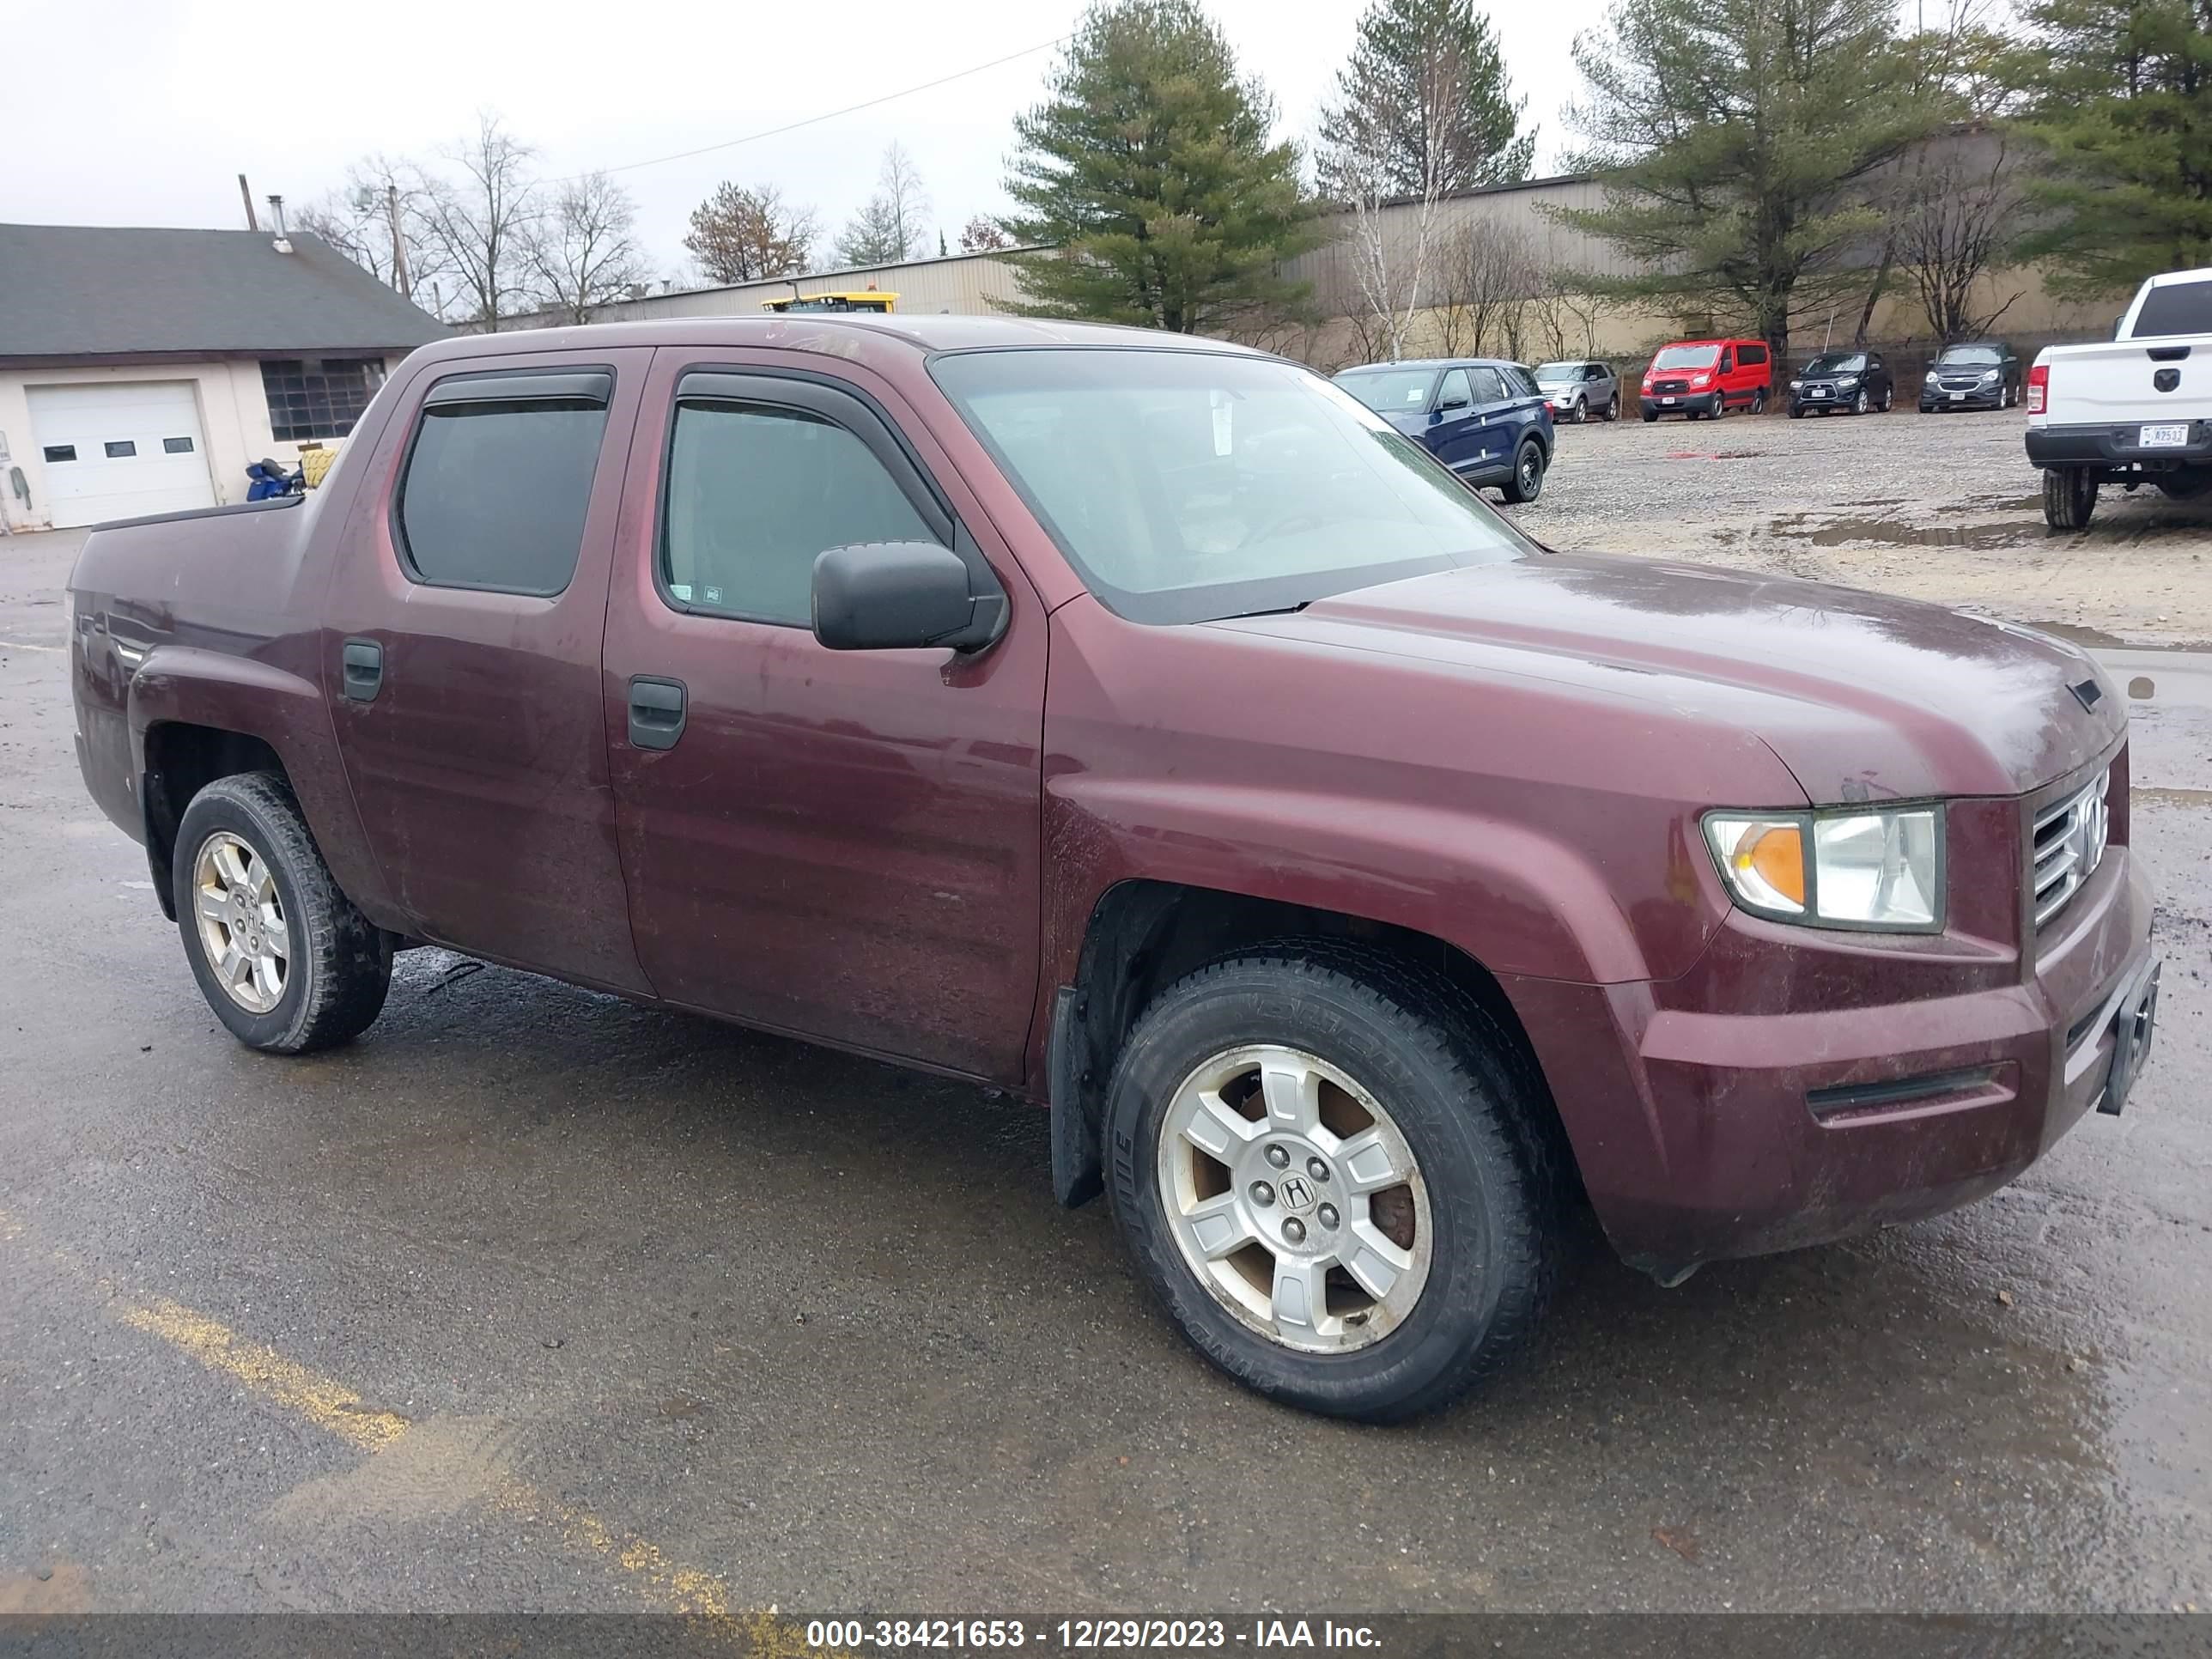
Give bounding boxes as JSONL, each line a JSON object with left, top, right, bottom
{"left": 1048, "top": 986, "right": 1103, "bottom": 1208}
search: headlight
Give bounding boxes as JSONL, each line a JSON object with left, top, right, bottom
{"left": 1789, "top": 380, "right": 1802, "bottom": 390}
{"left": 1979, "top": 369, "right": 2000, "bottom": 384}
{"left": 1705, "top": 806, "right": 1943, "bottom": 930}
{"left": 1838, "top": 375, "right": 1860, "bottom": 388}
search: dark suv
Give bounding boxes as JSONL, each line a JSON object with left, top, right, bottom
{"left": 1922, "top": 341, "right": 2023, "bottom": 411}
{"left": 1333, "top": 358, "right": 1554, "bottom": 501}
{"left": 1789, "top": 350, "right": 1893, "bottom": 416}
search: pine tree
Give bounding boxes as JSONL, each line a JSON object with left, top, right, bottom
{"left": 999, "top": 0, "right": 1323, "bottom": 332}
{"left": 1549, "top": 0, "right": 1939, "bottom": 361}
{"left": 1316, "top": 0, "right": 1535, "bottom": 198}
{"left": 2014, "top": 0, "right": 2212, "bottom": 295}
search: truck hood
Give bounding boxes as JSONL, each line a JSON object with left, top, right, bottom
{"left": 1213, "top": 554, "right": 2124, "bottom": 803}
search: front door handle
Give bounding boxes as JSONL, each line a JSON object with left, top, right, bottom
{"left": 628, "top": 676, "right": 687, "bottom": 750}
{"left": 341, "top": 638, "right": 383, "bottom": 702}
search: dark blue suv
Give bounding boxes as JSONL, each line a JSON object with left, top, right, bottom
{"left": 1333, "top": 358, "right": 1554, "bottom": 501}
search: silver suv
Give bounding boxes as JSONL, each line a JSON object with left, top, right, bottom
{"left": 1533, "top": 361, "right": 1620, "bottom": 423}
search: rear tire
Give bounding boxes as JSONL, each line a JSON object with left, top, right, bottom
{"left": 1752, "top": 387, "right": 1768, "bottom": 415}
{"left": 1605, "top": 394, "right": 1620, "bottom": 422}
{"left": 1103, "top": 945, "right": 1562, "bottom": 1422}
{"left": 1503, "top": 441, "right": 1546, "bottom": 503}
{"left": 173, "top": 773, "right": 392, "bottom": 1054}
{"left": 2042, "top": 466, "right": 2100, "bottom": 531}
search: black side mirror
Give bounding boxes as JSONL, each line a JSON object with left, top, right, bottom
{"left": 811, "top": 541, "right": 1006, "bottom": 653}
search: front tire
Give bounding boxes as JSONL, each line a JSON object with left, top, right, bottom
{"left": 1641, "top": 408, "right": 1659, "bottom": 423}
{"left": 1852, "top": 388, "right": 1870, "bottom": 415}
{"left": 1103, "top": 948, "right": 1560, "bottom": 1422}
{"left": 173, "top": 773, "right": 392, "bottom": 1054}
{"left": 1503, "top": 441, "right": 1546, "bottom": 503}
{"left": 2042, "top": 466, "right": 2100, "bottom": 531}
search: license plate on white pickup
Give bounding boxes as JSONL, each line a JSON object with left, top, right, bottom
{"left": 2141, "top": 422, "right": 2190, "bottom": 447}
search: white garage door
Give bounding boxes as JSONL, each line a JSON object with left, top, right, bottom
{"left": 28, "top": 381, "right": 217, "bottom": 529}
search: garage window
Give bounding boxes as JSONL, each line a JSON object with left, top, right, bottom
{"left": 43, "top": 445, "right": 76, "bottom": 463}
{"left": 164, "top": 436, "right": 195, "bottom": 454}
{"left": 104, "top": 441, "right": 137, "bottom": 459}
{"left": 261, "top": 357, "right": 385, "bottom": 441}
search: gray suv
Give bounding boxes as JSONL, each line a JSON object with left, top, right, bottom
{"left": 1533, "top": 361, "right": 1620, "bottom": 423}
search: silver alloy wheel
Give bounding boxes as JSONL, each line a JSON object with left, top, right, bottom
{"left": 191, "top": 830, "right": 289, "bottom": 1014}
{"left": 1157, "top": 1044, "right": 1433, "bottom": 1354}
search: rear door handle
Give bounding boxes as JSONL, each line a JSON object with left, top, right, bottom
{"left": 628, "top": 676, "right": 687, "bottom": 750}
{"left": 341, "top": 638, "right": 383, "bottom": 702}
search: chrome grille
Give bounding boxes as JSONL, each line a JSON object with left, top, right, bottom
{"left": 2033, "top": 769, "right": 2111, "bottom": 929}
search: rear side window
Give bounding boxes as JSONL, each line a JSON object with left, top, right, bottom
{"left": 1467, "top": 366, "right": 1506, "bottom": 403}
{"left": 2131, "top": 279, "right": 2212, "bottom": 338}
{"left": 1739, "top": 343, "right": 1768, "bottom": 367}
{"left": 662, "top": 400, "right": 938, "bottom": 626}
{"left": 396, "top": 372, "right": 611, "bottom": 594}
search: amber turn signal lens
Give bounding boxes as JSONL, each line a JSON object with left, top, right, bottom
{"left": 1735, "top": 823, "right": 1806, "bottom": 906}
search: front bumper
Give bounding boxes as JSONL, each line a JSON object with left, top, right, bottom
{"left": 2027, "top": 419, "right": 2212, "bottom": 471}
{"left": 1792, "top": 384, "right": 1862, "bottom": 410}
{"left": 1510, "top": 805, "right": 2157, "bottom": 1279}
{"left": 1923, "top": 384, "right": 2005, "bottom": 410}
{"left": 1645, "top": 390, "right": 1718, "bottom": 416}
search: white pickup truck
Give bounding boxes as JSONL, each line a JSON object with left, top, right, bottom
{"left": 2028, "top": 266, "right": 2212, "bottom": 528}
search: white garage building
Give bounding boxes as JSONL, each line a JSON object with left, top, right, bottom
{"left": 0, "top": 223, "right": 446, "bottom": 531}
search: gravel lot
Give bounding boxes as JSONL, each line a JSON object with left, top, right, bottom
{"left": 1510, "top": 403, "right": 2212, "bottom": 647}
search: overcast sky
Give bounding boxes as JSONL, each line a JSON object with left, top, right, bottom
{"left": 9, "top": 0, "right": 1607, "bottom": 281}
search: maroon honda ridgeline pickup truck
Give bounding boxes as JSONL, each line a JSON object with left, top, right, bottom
{"left": 70, "top": 317, "right": 2159, "bottom": 1420}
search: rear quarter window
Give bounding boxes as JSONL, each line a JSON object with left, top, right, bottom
{"left": 1739, "top": 343, "right": 1768, "bottom": 367}
{"left": 396, "top": 374, "right": 612, "bottom": 594}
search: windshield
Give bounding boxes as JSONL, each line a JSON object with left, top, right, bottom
{"left": 1937, "top": 344, "right": 2002, "bottom": 365}
{"left": 1803, "top": 352, "right": 1866, "bottom": 374}
{"left": 1533, "top": 362, "right": 1582, "bottom": 386}
{"left": 931, "top": 349, "right": 1533, "bottom": 625}
{"left": 1651, "top": 344, "right": 1720, "bottom": 371}
{"left": 1332, "top": 367, "right": 1441, "bottom": 413}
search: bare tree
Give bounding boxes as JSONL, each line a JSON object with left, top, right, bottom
{"left": 957, "top": 216, "right": 1012, "bottom": 253}
{"left": 835, "top": 143, "right": 932, "bottom": 267}
{"left": 414, "top": 114, "right": 541, "bottom": 331}
{"left": 684, "top": 181, "right": 817, "bottom": 284}
{"left": 1334, "top": 32, "right": 1467, "bottom": 361}
{"left": 1431, "top": 222, "right": 1540, "bottom": 357}
{"left": 526, "top": 172, "right": 649, "bottom": 325}
{"left": 295, "top": 155, "right": 449, "bottom": 301}
{"left": 1527, "top": 270, "right": 1603, "bottom": 362}
{"left": 1899, "top": 136, "right": 2025, "bottom": 342}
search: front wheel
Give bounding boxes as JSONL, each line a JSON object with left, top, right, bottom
{"left": 1641, "top": 409, "right": 1659, "bottom": 423}
{"left": 1103, "top": 949, "right": 1561, "bottom": 1421}
{"left": 173, "top": 773, "right": 392, "bottom": 1054}
{"left": 1503, "top": 441, "right": 1546, "bottom": 503}
{"left": 2043, "top": 466, "right": 2100, "bottom": 531}
{"left": 1852, "top": 389, "right": 1870, "bottom": 415}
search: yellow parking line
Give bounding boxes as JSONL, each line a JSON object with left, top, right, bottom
{"left": 2, "top": 1207, "right": 825, "bottom": 1650}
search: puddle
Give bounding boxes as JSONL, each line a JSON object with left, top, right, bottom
{"left": 2132, "top": 785, "right": 2212, "bottom": 809}
{"left": 1797, "top": 516, "right": 2045, "bottom": 550}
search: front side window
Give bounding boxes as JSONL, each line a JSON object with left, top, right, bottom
{"left": 662, "top": 401, "right": 937, "bottom": 626}
{"left": 396, "top": 383, "right": 610, "bottom": 594}
{"left": 1333, "top": 367, "right": 1440, "bottom": 413}
{"left": 262, "top": 357, "right": 385, "bottom": 441}
{"left": 1436, "top": 368, "right": 1472, "bottom": 410}
{"left": 1652, "top": 344, "right": 1721, "bottom": 371}
{"left": 931, "top": 348, "right": 1534, "bottom": 626}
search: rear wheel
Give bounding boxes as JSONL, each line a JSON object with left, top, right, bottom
{"left": 1605, "top": 394, "right": 1620, "bottom": 422}
{"left": 2042, "top": 466, "right": 2100, "bottom": 531}
{"left": 1503, "top": 441, "right": 1546, "bottom": 503}
{"left": 1752, "top": 387, "right": 1768, "bottom": 415}
{"left": 1103, "top": 948, "right": 1561, "bottom": 1422}
{"left": 173, "top": 773, "right": 392, "bottom": 1054}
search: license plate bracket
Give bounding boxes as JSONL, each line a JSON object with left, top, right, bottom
{"left": 2140, "top": 422, "right": 2190, "bottom": 448}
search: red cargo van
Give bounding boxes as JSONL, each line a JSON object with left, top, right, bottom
{"left": 1639, "top": 337, "right": 1772, "bottom": 420}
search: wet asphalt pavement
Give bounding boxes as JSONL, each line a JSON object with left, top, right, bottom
{"left": 0, "top": 517, "right": 2206, "bottom": 1620}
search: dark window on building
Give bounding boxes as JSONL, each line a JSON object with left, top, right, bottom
{"left": 396, "top": 389, "right": 610, "bottom": 594}
{"left": 261, "top": 357, "right": 385, "bottom": 441}
{"left": 43, "top": 445, "right": 76, "bottom": 463}
{"left": 163, "top": 436, "right": 195, "bottom": 454}
{"left": 662, "top": 401, "right": 937, "bottom": 626}
{"left": 105, "top": 441, "right": 137, "bottom": 459}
